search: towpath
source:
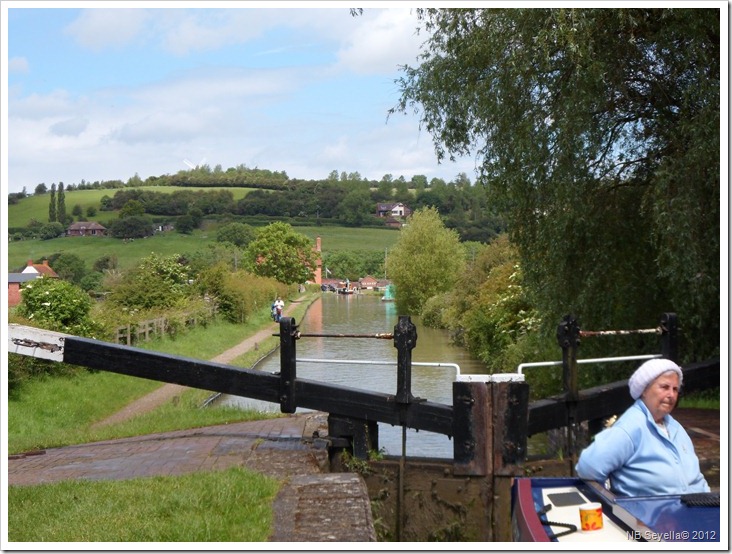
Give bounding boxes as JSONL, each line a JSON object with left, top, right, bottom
{"left": 90, "top": 295, "right": 308, "bottom": 429}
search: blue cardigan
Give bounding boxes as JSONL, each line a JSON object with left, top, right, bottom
{"left": 575, "top": 399, "right": 710, "bottom": 497}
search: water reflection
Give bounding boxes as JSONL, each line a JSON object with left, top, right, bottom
{"left": 218, "top": 293, "right": 490, "bottom": 458}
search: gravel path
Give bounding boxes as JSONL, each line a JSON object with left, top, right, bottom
{"left": 91, "top": 297, "right": 307, "bottom": 428}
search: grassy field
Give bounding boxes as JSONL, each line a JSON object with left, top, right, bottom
{"left": 8, "top": 222, "right": 400, "bottom": 271}
{"left": 8, "top": 185, "right": 255, "bottom": 229}
{"left": 8, "top": 230, "right": 219, "bottom": 272}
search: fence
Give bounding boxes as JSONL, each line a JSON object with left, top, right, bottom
{"left": 114, "top": 311, "right": 213, "bottom": 345}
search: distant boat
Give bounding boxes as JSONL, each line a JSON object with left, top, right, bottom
{"left": 381, "top": 284, "right": 395, "bottom": 302}
{"left": 337, "top": 288, "right": 354, "bottom": 295}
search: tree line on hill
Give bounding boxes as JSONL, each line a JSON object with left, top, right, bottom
{"left": 11, "top": 166, "right": 507, "bottom": 243}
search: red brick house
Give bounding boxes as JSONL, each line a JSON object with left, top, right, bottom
{"left": 359, "top": 275, "right": 379, "bottom": 290}
{"left": 9, "top": 260, "right": 59, "bottom": 307}
{"left": 67, "top": 221, "right": 107, "bottom": 237}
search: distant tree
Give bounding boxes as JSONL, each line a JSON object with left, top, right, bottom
{"left": 57, "top": 183, "right": 66, "bottom": 224}
{"left": 119, "top": 199, "right": 145, "bottom": 219}
{"left": 35, "top": 183, "right": 47, "bottom": 195}
{"left": 411, "top": 175, "right": 428, "bottom": 191}
{"left": 38, "top": 222, "right": 65, "bottom": 240}
{"left": 48, "top": 184, "right": 57, "bottom": 222}
{"left": 386, "top": 207, "right": 465, "bottom": 315}
{"left": 99, "top": 195, "right": 113, "bottom": 211}
{"left": 175, "top": 214, "right": 197, "bottom": 235}
{"left": 93, "top": 254, "right": 118, "bottom": 273}
{"left": 185, "top": 243, "right": 246, "bottom": 275}
{"left": 374, "top": 180, "right": 393, "bottom": 202}
{"left": 216, "top": 222, "right": 256, "bottom": 248}
{"left": 245, "top": 222, "right": 317, "bottom": 285}
{"left": 338, "top": 189, "right": 374, "bottom": 226}
{"left": 48, "top": 252, "right": 87, "bottom": 285}
{"left": 72, "top": 204, "right": 84, "bottom": 218}
{"left": 86, "top": 206, "right": 97, "bottom": 218}
{"left": 79, "top": 272, "right": 104, "bottom": 293}
{"left": 107, "top": 215, "right": 154, "bottom": 239}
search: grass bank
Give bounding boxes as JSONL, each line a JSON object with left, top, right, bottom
{"left": 8, "top": 291, "right": 319, "bottom": 454}
{"left": 7, "top": 292, "right": 320, "bottom": 543}
{"left": 8, "top": 466, "right": 280, "bottom": 542}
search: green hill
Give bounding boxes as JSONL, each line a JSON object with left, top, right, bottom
{"left": 8, "top": 186, "right": 254, "bottom": 229}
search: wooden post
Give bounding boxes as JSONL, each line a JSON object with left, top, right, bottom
{"left": 452, "top": 379, "right": 529, "bottom": 540}
{"left": 491, "top": 380, "right": 530, "bottom": 541}
{"left": 557, "top": 315, "right": 581, "bottom": 474}
{"left": 393, "top": 316, "right": 417, "bottom": 404}
{"left": 452, "top": 381, "right": 491, "bottom": 477}
{"left": 660, "top": 312, "right": 678, "bottom": 362}
{"left": 279, "top": 317, "right": 298, "bottom": 413}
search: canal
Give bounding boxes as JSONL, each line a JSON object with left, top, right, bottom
{"left": 218, "top": 292, "right": 491, "bottom": 458}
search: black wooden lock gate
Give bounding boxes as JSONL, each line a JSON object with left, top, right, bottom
{"left": 276, "top": 315, "right": 529, "bottom": 477}
{"left": 10, "top": 315, "right": 528, "bottom": 478}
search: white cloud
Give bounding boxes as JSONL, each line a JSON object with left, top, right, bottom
{"left": 7, "top": 7, "right": 480, "bottom": 191}
{"left": 50, "top": 117, "right": 89, "bottom": 137}
{"left": 9, "top": 57, "right": 29, "bottom": 74}
{"left": 335, "top": 8, "right": 423, "bottom": 75}
{"left": 63, "top": 8, "right": 151, "bottom": 51}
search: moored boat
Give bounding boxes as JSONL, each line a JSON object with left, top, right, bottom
{"left": 512, "top": 477, "right": 720, "bottom": 543}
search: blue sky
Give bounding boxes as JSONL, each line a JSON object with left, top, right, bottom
{"left": 4, "top": 3, "right": 482, "bottom": 193}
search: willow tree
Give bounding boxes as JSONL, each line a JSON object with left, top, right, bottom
{"left": 386, "top": 207, "right": 465, "bottom": 316}
{"left": 394, "top": 8, "right": 720, "bottom": 361}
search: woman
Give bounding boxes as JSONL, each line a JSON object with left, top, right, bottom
{"left": 575, "top": 358, "right": 710, "bottom": 497}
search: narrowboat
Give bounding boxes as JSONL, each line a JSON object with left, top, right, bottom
{"left": 512, "top": 477, "right": 720, "bottom": 543}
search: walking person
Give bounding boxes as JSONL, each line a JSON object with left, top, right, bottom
{"left": 274, "top": 297, "right": 285, "bottom": 322}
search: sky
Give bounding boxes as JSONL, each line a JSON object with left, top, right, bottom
{"left": 3, "top": 2, "right": 486, "bottom": 194}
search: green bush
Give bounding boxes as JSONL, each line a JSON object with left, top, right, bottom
{"left": 107, "top": 253, "right": 190, "bottom": 310}
{"left": 39, "top": 222, "right": 65, "bottom": 240}
{"left": 197, "top": 263, "right": 287, "bottom": 324}
{"left": 17, "top": 277, "right": 97, "bottom": 336}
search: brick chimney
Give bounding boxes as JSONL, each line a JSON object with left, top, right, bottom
{"left": 314, "top": 236, "right": 322, "bottom": 285}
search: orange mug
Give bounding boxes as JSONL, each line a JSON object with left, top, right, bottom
{"left": 579, "top": 502, "right": 603, "bottom": 531}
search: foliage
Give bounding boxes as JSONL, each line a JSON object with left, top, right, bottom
{"left": 16, "top": 276, "right": 98, "bottom": 336}
{"left": 107, "top": 253, "right": 191, "bottom": 310}
{"left": 338, "top": 188, "right": 376, "bottom": 226}
{"left": 107, "top": 214, "right": 154, "bottom": 238}
{"left": 462, "top": 263, "right": 540, "bottom": 371}
{"left": 216, "top": 221, "right": 256, "bottom": 248}
{"left": 93, "top": 253, "right": 118, "bottom": 272}
{"left": 322, "top": 250, "right": 385, "bottom": 281}
{"left": 245, "top": 222, "right": 318, "bottom": 285}
{"left": 183, "top": 242, "right": 246, "bottom": 276}
{"left": 119, "top": 199, "right": 146, "bottom": 218}
{"left": 38, "top": 222, "right": 65, "bottom": 240}
{"left": 57, "top": 183, "right": 67, "bottom": 224}
{"left": 394, "top": 8, "right": 720, "bottom": 362}
{"left": 47, "top": 252, "right": 87, "bottom": 285}
{"left": 196, "top": 263, "right": 286, "bottom": 324}
{"left": 48, "top": 184, "right": 56, "bottom": 222}
{"left": 386, "top": 207, "right": 465, "bottom": 315}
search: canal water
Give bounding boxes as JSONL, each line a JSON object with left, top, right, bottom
{"left": 218, "top": 292, "right": 493, "bottom": 459}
